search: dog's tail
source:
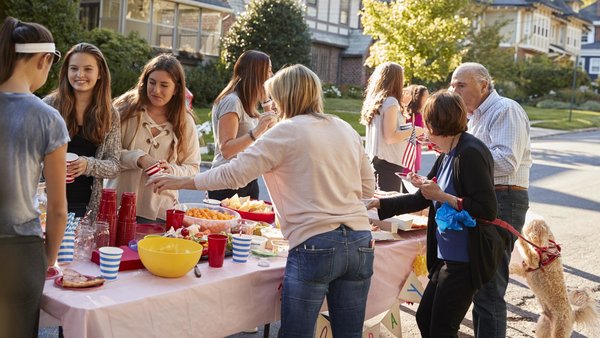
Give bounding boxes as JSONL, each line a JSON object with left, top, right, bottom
{"left": 569, "top": 288, "right": 600, "bottom": 331}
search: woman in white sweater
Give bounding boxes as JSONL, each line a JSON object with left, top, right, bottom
{"left": 148, "top": 64, "right": 375, "bottom": 337}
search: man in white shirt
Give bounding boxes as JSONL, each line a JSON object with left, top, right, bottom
{"left": 450, "top": 62, "right": 532, "bottom": 338}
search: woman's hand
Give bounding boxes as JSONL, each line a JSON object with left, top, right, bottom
{"left": 66, "top": 157, "right": 88, "bottom": 178}
{"left": 254, "top": 112, "right": 278, "bottom": 137}
{"left": 158, "top": 160, "right": 173, "bottom": 174}
{"left": 407, "top": 172, "right": 426, "bottom": 187}
{"left": 364, "top": 198, "right": 380, "bottom": 210}
{"left": 137, "top": 154, "right": 158, "bottom": 171}
{"left": 419, "top": 180, "right": 443, "bottom": 201}
{"left": 146, "top": 174, "right": 196, "bottom": 194}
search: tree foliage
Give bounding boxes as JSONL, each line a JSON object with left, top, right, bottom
{"left": 221, "top": 0, "right": 311, "bottom": 70}
{"left": 82, "top": 29, "right": 153, "bottom": 97}
{"left": 185, "top": 61, "right": 231, "bottom": 107}
{"left": 360, "top": 0, "right": 473, "bottom": 83}
{"left": 2, "top": 0, "right": 83, "bottom": 95}
{"left": 463, "top": 21, "right": 518, "bottom": 84}
{"left": 518, "top": 55, "right": 590, "bottom": 98}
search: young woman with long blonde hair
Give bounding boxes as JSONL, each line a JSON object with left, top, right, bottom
{"left": 361, "top": 62, "right": 425, "bottom": 192}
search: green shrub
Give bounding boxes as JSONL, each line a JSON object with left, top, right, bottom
{"left": 340, "top": 85, "right": 364, "bottom": 99}
{"left": 185, "top": 61, "right": 231, "bottom": 107}
{"left": 578, "top": 100, "right": 600, "bottom": 112}
{"left": 553, "top": 88, "right": 600, "bottom": 105}
{"left": 535, "top": 99, "right": 571, "bottom": 109}
{"left": 83, "top": 29, "right": 153, "bottom": 97}
{"left": 2, "top": 0, "right": 83, "bottom": 96}
{"left": 322, "top": 84, "right": 342, "bottom": 98}
{"left": 221, "top": 0, "right": 311, "bottom": 71}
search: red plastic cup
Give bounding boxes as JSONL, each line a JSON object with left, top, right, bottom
{"left": 165, "top": 209, "right": 185, "bottom": 230}
{"left": 207, "top": 234, "right": 227, "bottom": 268}
{"left": 66, "top": 153, "right": 79, "bottom": 184}
{"left": 144, "top": 162, "right": 164, "bottom": 177}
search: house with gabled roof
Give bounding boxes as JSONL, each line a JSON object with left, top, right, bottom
{"left": 479, "top": 0, "right": 590, "bottom": 61}
{"left": 225, "top": 0, "right": 371, "bottom": 86}
{"left": 79, "top": 0, "right": 232, "bottom": 61}
{"left": 580, "top": 0, "right": 600, "bottom": 80}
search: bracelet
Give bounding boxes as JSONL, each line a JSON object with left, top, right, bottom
{"left": 456, "top": 197, "right": 464, "bottom": 211}
{"left": 248, "top": 129, "right": 257, "bottom": 141}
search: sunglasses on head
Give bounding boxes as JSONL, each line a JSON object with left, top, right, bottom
{"left": 49, "top": 50, "right": 61, "bottom": 64}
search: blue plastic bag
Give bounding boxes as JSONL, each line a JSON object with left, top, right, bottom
{"left": 435, "top": 202, "right": 476, "bottom": 231}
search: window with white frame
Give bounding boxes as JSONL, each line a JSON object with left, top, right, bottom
{"left": 590, "top": 58, "right": 600, "bottom": 74}
{"left": 578, "top": 57, "right": 585, "bottom": 71}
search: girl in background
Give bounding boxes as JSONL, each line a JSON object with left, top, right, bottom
{"left": 44, "top": 43, "right": 121, "bottom": 220}
{"left": 108, "top": 54, "right": 200, "bottom": 223}
{"left": 361, "top": 62, "right": 424, "bottom": 192}
{"left": 208, "top": 50, "right": 277, "bottom": 201}
{"left": 402, "top": 84, "right": 429, "bottom": 175}
{"left": 0, "top": 16, "right": 69, "bottom": 337}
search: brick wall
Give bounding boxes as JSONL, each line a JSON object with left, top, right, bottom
{"left": 340, "top": 56, "right": 366, "bottom": 86}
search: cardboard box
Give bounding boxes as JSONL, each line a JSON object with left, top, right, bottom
{"left": 368, "top": 209, "right": 428, "bottom": 233}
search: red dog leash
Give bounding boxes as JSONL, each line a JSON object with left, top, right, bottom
{"left": 479, "top": 218, "right": 561, "bottom": 272}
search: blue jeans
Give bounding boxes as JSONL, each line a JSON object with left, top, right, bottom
{"left": 279, "top": 225, "right": 374, "bottom": 338}
{"left": 473, "top": 189, "right": 529, "bottom": 338}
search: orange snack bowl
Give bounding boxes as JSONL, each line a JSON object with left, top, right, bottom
{"left": 180, "top": 203, "right": 240, "bottom": 234}
{"left": 137, "top": 237, "right": 203, "bottom": 278}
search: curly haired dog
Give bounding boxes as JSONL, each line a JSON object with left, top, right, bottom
{"left": 510, "top": 219, "right": 600, "bottom": 338}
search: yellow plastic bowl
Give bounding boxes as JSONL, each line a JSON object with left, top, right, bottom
{"left": 138, "top": 237, "right": 202, "bottom": 278}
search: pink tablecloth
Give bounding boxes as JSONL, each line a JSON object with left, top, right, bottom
{"left": 41, "top": 230, "right": 426, "bottom": 338}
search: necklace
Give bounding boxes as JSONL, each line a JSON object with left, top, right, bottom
{"left": 448, "top": 133, "right": 461, "bottom": 153}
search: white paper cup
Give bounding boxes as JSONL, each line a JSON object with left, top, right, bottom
{"left": 99, "top": 246, "right": 124, "bottom": 280}
{"left": 144, "top": 162, "right": 164, "bottom": 177}
{"left": 65, "top": 153, "right": 79, "bottom": 184}
{"left": 57, "top": 230, "right": 75, "bottom": 264}
{"left": 232, "top": 234, "right": 252, "bottom": 263}
{"left": 250, "top": 235, "right": 268, "bottom": 251}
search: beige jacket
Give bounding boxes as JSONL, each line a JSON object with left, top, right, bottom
{"left": 107, "top": 108, "right": 200, "bottom": 220}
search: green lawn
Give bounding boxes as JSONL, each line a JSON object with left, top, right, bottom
{"left": 193, "top": 99, "right": 600, "bottom": 162}
{"left": 523, "top": 106, "right": 600, "bottom": 130}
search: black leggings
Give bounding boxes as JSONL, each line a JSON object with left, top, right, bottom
{"left": 0, "top": 236, "right": 47, "bottom": 338}
{"left": 416, "top": 261, "right": 475, "bottom": 338}
{"left": 371, "top": 156, "right": 404, "bottom": 192}
{"left": 207, "top": 179, "right": 260, "bottom": 201}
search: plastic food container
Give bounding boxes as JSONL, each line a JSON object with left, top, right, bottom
{"left": 180, "top": 203, "right": 240, "bottom": 234}
{"left": 271, "top": 239, "right": 290, "bottom": 257}
{"left": 221, "top": 201, "right": 275, "bottom": 224}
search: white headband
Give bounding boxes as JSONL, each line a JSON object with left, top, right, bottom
{"left": 14, "top": 43, "right": 56, "bottom": 53}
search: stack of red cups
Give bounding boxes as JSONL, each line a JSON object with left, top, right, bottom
{"left": 116, "top": 192, "right": 137, "bottom": 246}
{"left": 97, "top": 188, "right": 118, "bottom": 246}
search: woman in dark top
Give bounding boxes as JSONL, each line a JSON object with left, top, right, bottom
{"left": 44, "top": 43, "right": 120, "bottom": 218}
{"left": 369, "top": 91, "right": 509, "bottom": 338}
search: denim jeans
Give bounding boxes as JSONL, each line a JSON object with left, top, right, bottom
{"left": 473, "top": 189, "right": 529, "bottom": 338}
{"left": 279, "top": 225, "right": 374, "bottom": 338}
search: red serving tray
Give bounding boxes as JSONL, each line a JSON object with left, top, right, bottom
{"left": 90, "top": 245, "right": 144, "bottom": 271}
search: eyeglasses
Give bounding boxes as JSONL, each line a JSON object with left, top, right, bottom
{"left": 49, "top": 50, "right": 61, "bottom": 64}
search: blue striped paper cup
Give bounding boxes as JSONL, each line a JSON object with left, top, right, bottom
{"left": 57, "top": 231, "right": 75, "bottom": 264}
{"left": 232, "top": 234, "right": 252, "bottom": 263}
{"left": 99, "top": 246, "right": 124, "bottom": 280}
